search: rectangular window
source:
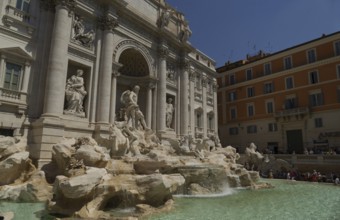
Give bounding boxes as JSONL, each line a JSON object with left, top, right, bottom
{"left": 285, "top": 77, "right": 294, "bottom": 89}
{"left": 247, "top": 125, "right": 257, "bottom": 134}
{"left": 266, "top": 101, "right": 274, "bottom": 114}
{"left": 314, "top": 118, "right": 323, "bottom": 128}
{"left": 285, "top": 97, "right": 297, "bottom": 109}
{"left": 229, "top": 74, "right": 236, "bottom": 85}
{"left": 309, "top": 71, "right": 319, "bottom": 84}
{"left": 307, "top": 49, "right": 316, "bottom": 63}
{"left": 4, "top": 62, "right": 22, "bottom": 91}
{"left": 284, "top": 56, "right": 292, "bottom": 69}
{"left": 335, "top": 41, "right": 340, "bottom": 56}
{"left": 264, "top": 63, "right": 271, "bottom": 75}
{"left": 229, "top": 91, "right": 237, "bottom": 101}
{"left": 264, "top": 82, "right": 274, "bottom": 94}
{"left": 230, "top": 107, "right": 237, "bottom": 120}
{"left": 337, "top": 64, "right": 340, "bottom": 79}
{"left": 16, "top": 0, "right": 30, "bottom": 13}
{"left": 247, "top": 87, "right": 254, "bottom": 97}
{"left": 229, "top": 127, "right": 239, "bottom": 135}
{"left": 247, "top": 104, "right": 254, "bottom": 117}
{"left": 246, "top": 69, "right": 252, "bottom": 80}
{"left": 268, "top": 123, "right": 278, "bottom": 132}
{"left": 309, "top": 92, "right": 324, "bottom": 107}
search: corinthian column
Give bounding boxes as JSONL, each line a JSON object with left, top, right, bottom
{"left": 202, "top": 76, "right": 208, "bottom": 138}
{"left": 146, "top": 82, "right": 155, "bottom": 128}
{"left": 213, "top": 80, "right": 219, "bottom": 134}
{"left": 180, "top": 59, "right": 190, "bottom": 136}
{"left": 189, "top": 71, "right": 195, "bottom": 136}
{"left": 157, "top": 44, "right": 168, "bottom": 132}
{"left": 109, "top": 62, "right": 122, "bottom": 124}
{"left": 43, "top": 0, "right": 75, "bottom": 116}
{"left": 96, "top": 15, "right": 118, "bottom": 124}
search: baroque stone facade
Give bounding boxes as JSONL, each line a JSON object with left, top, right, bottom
{"left": 0, "top": 0, "right": 218, "bottom": 166}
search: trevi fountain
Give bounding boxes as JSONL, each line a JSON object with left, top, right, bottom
{"left": 0, "top": 0, "right": 339, "bottom": 219}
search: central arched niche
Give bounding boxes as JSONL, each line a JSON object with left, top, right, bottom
{"left": 118, "top": 48, "right": 149, "bottom": 77}
{"left": 115, "top": 48, "right": 150, "bottom": 122}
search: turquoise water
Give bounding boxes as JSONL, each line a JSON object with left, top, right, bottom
{"left": 1, "top": 180, "right": 339, "bottom": 220}
{"left": 0, "top": 202, "right": 53, "bottom": 220}
{"left": 151, "top": 179, "right": 340, "bottom": 220}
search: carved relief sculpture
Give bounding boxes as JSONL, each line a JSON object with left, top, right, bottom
{"left": 72, "top": 15, "right": 95, "bottom": 47}
{"left": 166, "top": 98, "right": 174, "bottom": 129}
{"left": 64, "top": 69, "right": 87, "bottom": 117}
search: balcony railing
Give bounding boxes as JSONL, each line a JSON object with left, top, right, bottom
{"left": 274, "top": 107, "right": 309, "bottom": 119}
{"left": 3, "top": 5, "right": 36, "bottom": 34}
{"left": 0, "top": 87, "right": 27, "bottom": 114}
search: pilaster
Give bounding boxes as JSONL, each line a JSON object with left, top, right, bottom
{"left": 96, "top": 14, "right": 118, "bottom": 124}
{"left": 180, "top": 58, "right": 190, "bottom": 136}
{"left": 109, "top": 62, "right": 122, "bottom": 124}
{"left": 43, "top": 0, "right": 75, "bottom": 117}
{"left": 202, "top": 76, "right": 207, "bottom": 138}
{"left": 157, "top": 43, "right": 169, "bottom": 133}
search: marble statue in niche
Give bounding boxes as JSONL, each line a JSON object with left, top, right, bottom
{"left": 72, "top": 15, "right": 95, "bottom": 47}
{"left": 120, "top": 85, "right": 148, "bottom": 130}
{"left": 166, "top": 97, "right": 174, "bottom": 129}
{"left": 64, "top": 69, "right": 87, "bottom": 117}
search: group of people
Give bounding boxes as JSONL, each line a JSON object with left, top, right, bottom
{"left": 268, "top": 169, "right": 340, "bottom": 185}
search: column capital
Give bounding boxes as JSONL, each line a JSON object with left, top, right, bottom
{"left": 25, "top": 61, "right": 31, "bottom": 67}
{"left": 180, "top": 59, "right": 191, "bottom": 71}
{"left": 212, "top": 82, "right": 219, "bottom": 91}
{"left": 112, "top": 62, "right": 122, "bottom": 77}
{"left": 158, "top": 46, "right": 169, "bottom": 59}
{"left": 40, "top": 0, "right": 55, "bottom": 12}
{"left": 148, "top": 81, "right": 156, "bottom": 89}
{"left": 202, "top": 76, "right": 208, "bottom": 87}
{"left": 98, "top": 15, "right": 119, "bottom": 31}
{"left": 55, "top": 0, "right": 76, "bottom": 15}
{"left": 189, "top": 71, "right": 196, "bottom": 82}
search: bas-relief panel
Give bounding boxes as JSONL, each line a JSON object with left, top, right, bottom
{"left": 124, "top": 0, "right": 158, "bottom": 23}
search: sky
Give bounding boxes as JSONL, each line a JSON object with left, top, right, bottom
{"left": 166, "top": 0, "right": 340, "bottom": 67}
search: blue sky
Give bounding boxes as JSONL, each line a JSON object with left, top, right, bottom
{"left": 166, "top": 0, "right": 340, "bottom": 67}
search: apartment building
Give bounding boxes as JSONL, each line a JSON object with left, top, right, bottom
{"left": 217, "top": 31, "right": 340, "bottom": 154}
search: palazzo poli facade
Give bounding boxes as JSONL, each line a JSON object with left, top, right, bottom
{"left": 0, "top": 0, "right": 218, "bottom": 166}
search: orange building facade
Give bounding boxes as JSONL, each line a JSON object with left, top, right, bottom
{"left": 217, "top": 32, "right": 340, "bottom": 154}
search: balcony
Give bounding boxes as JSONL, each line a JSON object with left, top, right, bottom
{"left": 274, "top": 107, "right": 309, "bottom": 121}
{"left": 0, "top": 88, "right": 27, "bottom": 114}
{"left": 3, "top": 5, "right": 35, "bottom": 35}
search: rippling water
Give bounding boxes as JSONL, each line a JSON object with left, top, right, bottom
{"left": 1, "top": 179, "right": 339, "bottom": 220}
{"left": 151, "top": 179, "right": 340, "bottom": 220}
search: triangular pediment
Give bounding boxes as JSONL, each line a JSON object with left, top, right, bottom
{"left": 0, "top": 47, "right": 33, "bottom": 60}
